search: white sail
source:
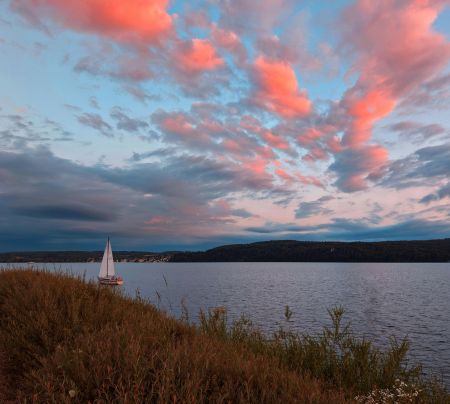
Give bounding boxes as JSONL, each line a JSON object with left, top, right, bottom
{"left": 99, "top": 238, "right": 115, "bottom": 278}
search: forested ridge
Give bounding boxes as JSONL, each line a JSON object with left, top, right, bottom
{"left": 170, "top": 239, "right": 450, "bottom": 262}
{"left": 1, "top": 239, "right": 449, "bottom": 263}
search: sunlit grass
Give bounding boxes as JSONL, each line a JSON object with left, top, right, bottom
{"left": 0, "top": 268, "right": 448, "bottom": 403}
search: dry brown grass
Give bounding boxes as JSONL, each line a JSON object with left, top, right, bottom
{"left": 0, "top": 269, "right": 448, "bottom": 403}
{"left": 0, "top": 269, "right": 350, "bottom": 403}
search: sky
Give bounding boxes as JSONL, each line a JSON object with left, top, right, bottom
{"left": 0, "top": 0, "right": 450, "bottom": 251}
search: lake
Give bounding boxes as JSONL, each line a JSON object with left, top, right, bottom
{"left": 2, "top": 262, "right": 449, "bottom": 387}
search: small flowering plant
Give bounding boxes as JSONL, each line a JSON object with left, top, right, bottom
{"left": 355, "top": 379, "right": 421, "bottom": 404}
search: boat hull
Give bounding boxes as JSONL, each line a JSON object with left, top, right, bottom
{"left": 98, "top": 276, "right": 123, "bottom": 286}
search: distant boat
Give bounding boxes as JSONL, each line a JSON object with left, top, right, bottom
{"left": 98, "top": 237, "right": 123, "bottom": 285}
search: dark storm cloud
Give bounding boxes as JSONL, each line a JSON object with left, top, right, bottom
{"left": 0, "top": 146, "right": 284, "bottom": 250}
{"left": 0, "top": 146, "right": 139, "bottom": 250}
{"left": 1, "top": 144, "right": 448, "bottom": 251}
{"left": 13, "top": 204, "right": 114, "bottom": 221}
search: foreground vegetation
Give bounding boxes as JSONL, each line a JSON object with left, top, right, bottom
{"left": 0, "top": 269, "right": 448, "bottom": 403}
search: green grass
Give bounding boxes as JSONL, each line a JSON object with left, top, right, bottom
{"left": 0, "top": 269, "right": 448, "bottom": 403}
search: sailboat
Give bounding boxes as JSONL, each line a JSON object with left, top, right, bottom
{"left": 98, "top": 237, "right": 123, "bottom": 285}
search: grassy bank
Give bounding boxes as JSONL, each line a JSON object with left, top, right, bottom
{"left": 0, "top": 269, "right": 448, "bottom": 403}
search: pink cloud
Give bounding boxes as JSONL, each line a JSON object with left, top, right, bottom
{"left": 160, "top": 113, "right": 194, "bottom": 135}
{"left": 263, "top": 130, "right": 290, "bottom": 150}
{"left": 275, "top": 168, "right": 294, "bottom": 183}
{"left": 302, "top": 147, "right": 328, "bottom": 162}
{"left": 255, "top": 146, "right": 276, "bottom": 160}
{"left": 256, "top": 35, "right": 297, "bottom": 64}
{"left": 236, "top": 115, "right": 294, "bottom": 155}
{"left": 11, "top": 0, "right": 173, "bottom": 44}
{"left": 344, "top": 0, "right": 450, "bottom": 94}
{"left": 326, "top": 135, "right": 343, "bottom": 154}
{"left": 115, "top": 53, "right": 154, "bottom": 81}
{"left": 344, "top": 88, "right": 396, "bottom": 146}
{"left": 221, "top": 137, "right": 272, "bottom": 159}
{"left": 200, "top": 119, "right": 225, "bottom": 134}
{"left": 329, "top": 0, "right": 450, "bottom": 191}
{"left": 154, "top": 108, "right": 281, "bottom": 166}
{"left": 239, "top": 115, "right": 263, "bottom": 134}
{"left": 252, "top": 56, "right": 312, "bottom": 118}
{"left": 243, "top": 158, "right": 268, "bottom": 175}
{"left": 181, "top": 12, "right": 247, "bottom": 66}
{"left": 340, "top": 0, "right": 450, "bottom": 147}
{"left": 255, "top": 32, "right": 322, "bottom": 73}
{"left": 175, "top": 39, "right": 224, "bottom": 73}
{"left": 289, "top": 124, "right": 341, "bottom": 163}
{"left": 221, "top": 132, "right": 278, "bottom": 163}
{"left": 154, "top": 111, "right": 212, "bottom": 147}
{"left": 145, "top": 215, "right": 169, "bottom": 225}
{"left": 211, "top": 27, "right": 239, "bottom": 48}
{"left": 295, "top": 174, "right": 324, "bottom": 189}
{"left": 297, "top": 128, "right": 323, "bottom": 147}
{"left": 212, "top": 25, "right": 247, "bottom": 65}
{"left": 223, "top": 139, "right": 244, "bottom": 154}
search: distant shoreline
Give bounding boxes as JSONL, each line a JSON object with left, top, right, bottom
{"left": 1, "top": 238, "right": 450, "bottom": 263}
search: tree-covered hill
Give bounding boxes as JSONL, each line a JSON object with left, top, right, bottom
{"left": 170, "top": 239, "right": 450, "bottom": 262}
{"left": 1, "top": 239, "right": 449, "bottom": 263}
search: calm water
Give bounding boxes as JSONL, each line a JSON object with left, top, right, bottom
{"left": 3, "top": 262, "right": 450, "bottom": 386}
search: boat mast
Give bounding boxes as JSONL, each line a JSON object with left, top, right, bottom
{"left": 106, "top": 236, "right": 109, "bottom": 276}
